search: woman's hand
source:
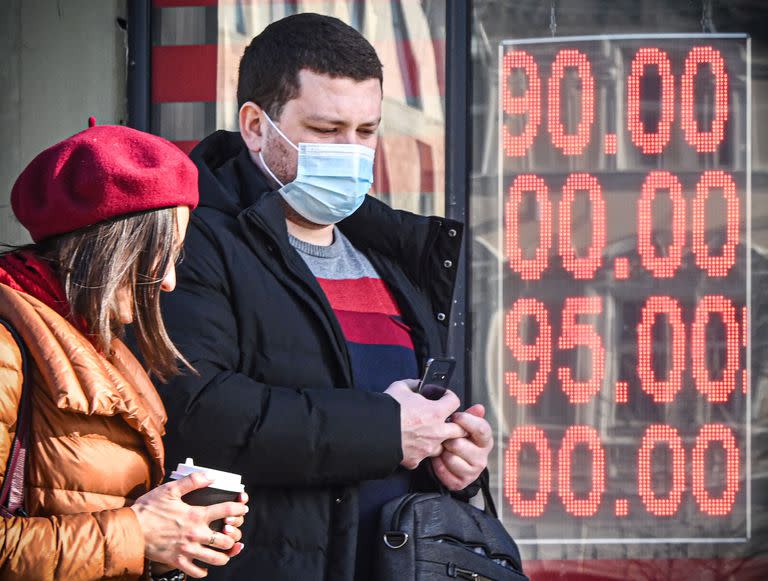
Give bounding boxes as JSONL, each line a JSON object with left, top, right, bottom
{"left": 220, "top": 491, "right": 249, "bottom": 558}
{"left": 130, "top": 473, "right": 248, "bottom": 578}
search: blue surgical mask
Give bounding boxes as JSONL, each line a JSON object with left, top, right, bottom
{"left": 258, "top": 111, "right": 375, "bottom": 225}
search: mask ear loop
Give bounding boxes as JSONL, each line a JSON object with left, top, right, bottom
{"left": 254, "top": 106, "right": 299, "bottom": 188}
{"left": 258, "top": 151, "right": 285, "bottom": 188}
{"left": 262, "top": 110, "right": 299, "bottom": 152}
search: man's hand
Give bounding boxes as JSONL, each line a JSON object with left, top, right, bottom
{"left": 431, "top": 404, "right": 493, "bottom": 491}
{"left": 384, "top": 380, "right": 466, "bottom": 470}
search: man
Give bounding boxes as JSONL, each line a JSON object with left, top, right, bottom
{"left": 157, "top": 13, "right": 492, "bottom": 581}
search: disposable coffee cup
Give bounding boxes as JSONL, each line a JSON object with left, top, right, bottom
{"left": 170, "top": 458, "right": 245, "bottom": 533}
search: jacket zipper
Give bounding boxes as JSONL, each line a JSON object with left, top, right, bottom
{"left": 240, "top": 210, "right": 355, "bottom": 386}
{"left": 418, "top": 219, "right": 443, "bottom": 289}
{"left": 447, "top": 563, "right": 480, "bottom": 579}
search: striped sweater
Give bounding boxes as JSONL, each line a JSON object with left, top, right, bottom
{"left": 290, "top": 229, "right": 418, "bottom": 578}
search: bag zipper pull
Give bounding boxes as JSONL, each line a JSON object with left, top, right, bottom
{"left": 448, "top": 563, "right": 480, "bottom": 579}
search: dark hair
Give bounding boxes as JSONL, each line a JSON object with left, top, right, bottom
{"left": 237, "top": 13, "right": 383, "bottom": 118}
{"left": 37, "top": 207, "right": 191, "bottom": 382}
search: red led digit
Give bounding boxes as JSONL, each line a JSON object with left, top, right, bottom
{"left": 615, "top": 381, "right": 629, "bottom": 403}
{"left": 547, "top": 49, "right": 595, "bottom": 156}
{"left": 637, "top": 296, "right": 686, "bottom": 403}
{"left": 692, "top": 295, "right": 740, "bottom": 403}
{"left": 693, "top": 424, "right": 740, "bottom": 516}
{"left": 558, "top": 296, "right": 605, "bottom": 404}
{"left": 558, "top": 425, "right": 605, "bottom": 517}
{"left": 603, "top": 133, "right": 618, "bottom": 156}
{"left": 506, "top": 174, "right": 552, "bottom": 280}
{"left": 505, "top": 426, "right": 552, "bottom": 517}
{"left": 692, "top": 170, "right": 739, "bottom": 278}
{"left": 743, "top": 369, "right": 748, "bottom": 393}
{"left": 614, "top": 498, "right": 629, "bottom": 517}
{"left": 502, "top": 50, "right": 542, "bottom": 157}
{"left": 638, "top": 171, "right": 686, "bottom": 278}
{"left": 626, "top": 47, "right": 675, "bottom": 155}
{"left": 505, "top": 299, "right": 552, "bottom": 405}
{"left": 743, "top": 306, "right": 748, "bottom": 394}
{"left": 613, "top": 257, "right": 630, "bottom": 280}
{"left": 681, "top": 46, "right": 729, "bottom": 153}
{"left": 637, "top": 424, "right": 685, "bottom": 516}
{"left": 559, "top": 173, "right": 606, "bottom": 280}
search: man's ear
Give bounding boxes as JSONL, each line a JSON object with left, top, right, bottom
{"left": 239, "top": 101, "right": 265, "bottom": 153}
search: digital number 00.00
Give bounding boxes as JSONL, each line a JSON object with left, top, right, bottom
{"left": 504, "top": 423, "right": 741, "bottom": 518}
{"left": 505, "top": 171, "right": 739, "bottom": 281}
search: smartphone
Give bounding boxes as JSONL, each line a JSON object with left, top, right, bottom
{"left": 417, "top": 357, "right": 456, "bottom": 400}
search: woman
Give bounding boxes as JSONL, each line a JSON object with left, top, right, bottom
{"left": 0, "top": 121, "right": 247, "bottom": 580}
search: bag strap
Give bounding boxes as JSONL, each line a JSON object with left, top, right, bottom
{"left": 478, "top": 469, "right": 498, "bottom": 518}
{"left": 0, "top": 319, "right": 31, "bottom": 517}
{"left": 429, "top": 462, "right": 499, "bottom": 519}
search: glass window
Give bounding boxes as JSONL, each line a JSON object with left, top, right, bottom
{"left": 470, "top": 0, "right": 767, "bottom": 577}
{"left": 151, "top": 0, "right": 447, "bottom": 215}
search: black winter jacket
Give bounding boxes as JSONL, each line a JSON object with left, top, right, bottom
{"left": 157, "top": 131, "right": 463, "bottom": 581}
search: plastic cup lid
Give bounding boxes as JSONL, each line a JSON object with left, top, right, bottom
{"left": 170, "top": 458, "right": 245, "bottom": 493}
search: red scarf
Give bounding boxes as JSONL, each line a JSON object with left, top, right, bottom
{"left": 0, "top": 251, "right": 87, "bottom": 333}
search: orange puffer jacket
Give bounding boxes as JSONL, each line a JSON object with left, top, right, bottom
{"left": 0, "top": 283, "right": 166, "bottom": 580}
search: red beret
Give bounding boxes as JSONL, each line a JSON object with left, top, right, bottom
{"left": 11, "top": 124, "right": 199, "bottom": 242}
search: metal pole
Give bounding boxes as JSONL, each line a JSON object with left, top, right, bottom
{"left": 127, "top": 0, "right": 151, "bottom": 131}
{"left": 445, "top": 0, "right": 472, "bottom": 403}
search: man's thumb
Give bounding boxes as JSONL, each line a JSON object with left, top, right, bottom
{"left": 464, "top": 403, "right": 485, "bottom": 418}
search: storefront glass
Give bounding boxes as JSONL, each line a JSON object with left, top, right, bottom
{"left": 149, "top": 0, "right": 768, "bottom": 575}
{"left": 151, "top": 0, "right": 447, "bottom": 216}
{"left": 470, "top": 0, "right": 768, "bottom": 577}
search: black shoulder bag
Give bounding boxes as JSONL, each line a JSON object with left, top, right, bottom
{"left": 374, "top": 472, "right": 529, "bottom": 581}
{"left": 0, "top": 319, "right": 30, "bottom": 518}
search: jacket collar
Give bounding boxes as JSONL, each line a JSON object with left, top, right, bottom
{"left": 193, "top": 130, "right": 464, "bottom": 323}
{"left": 0, "top": 251, "right": 75, "bottom": 326}
{"left": 226, "top": 144, "right": 450, "bottom": 274}
{"left": 0, "top": 284, "right": 166, "bottom": 483}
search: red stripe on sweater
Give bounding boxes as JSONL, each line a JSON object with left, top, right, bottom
{"left": 334, "top": 311, "right": 414, "bottom": 349}
{"left": 317, "top": 277, "right": 400, "bottom": 316}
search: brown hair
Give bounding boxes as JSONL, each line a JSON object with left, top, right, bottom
{"left": 237, "top": 13, "right": 383, "bottom": 118}
{"left": 38, "top": 207, "right": 191, "bottom": 381}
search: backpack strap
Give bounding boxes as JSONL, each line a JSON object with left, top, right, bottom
{"left": 0, "top": 319, "right": 30, "bottom": 518}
